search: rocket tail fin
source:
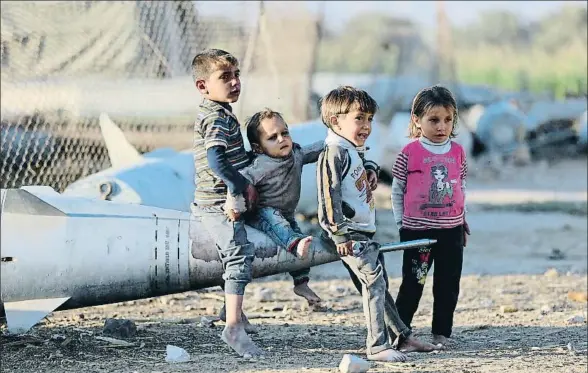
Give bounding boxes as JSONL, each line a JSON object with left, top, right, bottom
{"left": 3, "top": 297, "right": 70, "bottom": 334}
{"left": 99, "top": 112, "right": 144, "bottom": 169}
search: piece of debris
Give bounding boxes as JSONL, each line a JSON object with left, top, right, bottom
{"left": 500, "top": 305, "right": 519, "bottom": 313}
{"left": 339, "top": 354, "right": 370, "bottom": 373}
{"left": 198, "top": 316, "right": 215, "bottom": 328}
{"left": 103, "top": 318, "right": 137, "bottom": 338}
{"left": 567, "top": 315, "right": 586, "bottom": 325}
{"left": 544, "top": 268, "right": 559, "bottom": 278}
{"left": 255, "top": 288, "right": 274, "bottom": 302}
{"left": 95, "top": 336, "right": 135, "bottom": 347}
{"left": 165, "top": 345, "right": 190, "bottom": 363}
{"left": 51, "top": 334, "right": 66, "bottom": 342}
{"left": 548, "top": 249, "right": 566, "bottom": 261}
{"left": 540, "top": 305, "right": 554, "bottom": 315}
{"left": 567, "top": 291, "right": 588, "bottom": 303}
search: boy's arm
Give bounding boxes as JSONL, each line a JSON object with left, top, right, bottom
{"left": 391, "top": 151, "right": 408, "bottom": 229}
{"left": 318, "top": 146, "right": 351, "bottom": 244}
{"left": 203, "top": 114, "right": 249, "bottom": 196}
{"left": 301, "top": 141, "right": 325, "bottom": 164}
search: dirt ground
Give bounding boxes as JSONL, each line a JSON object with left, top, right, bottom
{"left": 1, "top": 159, "right": 587, "bottom": 373}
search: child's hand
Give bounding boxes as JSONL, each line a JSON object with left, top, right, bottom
{"left": 336, "top": 241, "right": 353, "bottom": 256}
{"left": 463, "top": 221, "right": 471, "bottom": 247}
{"left": 224, "top": 193, "right": 246, "bottom": 221}
{"left": 367, "top": 169, "right": 378, "bottom": 191}
{"left": 244, "top": 184, "right": 259, "bottom": 211}
{"left": 225, "top": 209, "right": 241, "bottom": 222}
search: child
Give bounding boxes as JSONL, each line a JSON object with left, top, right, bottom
{"left": 189, "top": 48, "right": 263, "bottom": 358}
{"left": 317, "top": 86, "right": 437, "bottom": 362}
{"left": 234, "top": 108, "right": 326, "bottom": 309}
{"left": 391, "top": 85, "right": 470, "bottom": 348}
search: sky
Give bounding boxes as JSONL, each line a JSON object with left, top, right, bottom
{"left": 194, "top": 1, "right": 587, "bottom": 29}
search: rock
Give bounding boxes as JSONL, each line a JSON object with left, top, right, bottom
{"left": 500, "top": 305, "right": 518, "bottom": 313}
{"left": 198, "top": 316, "right": 215, "bottom": 328}
{"left": 184, "top": 305, "right": 193, "bottom": 311}
{"left": 548, "top": 249, "right": 566, "bottom": 261}
{"left": 540, "top": 305, "right": 554, "bottom": 315}
{"left": 567, "top": 315, "right": 586, "bottom": 325}
{"left": 567, "top": 291, "right": 588, "bottom": 303}
{"left": 544, "top": 268, "right": 559, "bottom": 278}
{"left": 255, "top": 288, "right": 274, "bottom": 302}
{"left": 103, "top": 318, "right": 137, "bottom": 339}
{"left": 338, "top": 354, "right": 370, "bottom": 373}
{"left": 165, "top": 345, "right": 190, "bottom": 363}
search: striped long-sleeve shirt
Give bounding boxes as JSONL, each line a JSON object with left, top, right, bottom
{"left": 391, "top": 137, "right": 467, "bottom": 230}
{"left": 192, "top": 99, "right": 250, "bottom": 206}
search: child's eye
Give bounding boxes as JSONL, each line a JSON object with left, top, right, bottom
{"left": 282, "top": 130, "right": 290, "bottom": 136}
{"left": 268, "top": 135, "right": 277, "bottom": 141}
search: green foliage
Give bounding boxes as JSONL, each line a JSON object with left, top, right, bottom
{"left": 315, "top": 5, "right": 588, "bottom": 98}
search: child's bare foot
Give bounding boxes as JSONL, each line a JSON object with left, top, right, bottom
{"left": 296, "top": 236, "right": 313, "bottom": 258}
{"left": 221, "top": 324, "right": 264, "bottom": 358}
{"left": 432, "top": 334, "right": 449, "bottom": 348}
{"left": 219, "top": 305, "right": 259, "bottom": 334}
{"left": 398, "top": 335, "right": 438, "bottom": 353}
{"left": 293, "top": 282, "right": 327, "bottom": 311}
{"left": 367, "top": 348, "right": 407, "bottom": 362}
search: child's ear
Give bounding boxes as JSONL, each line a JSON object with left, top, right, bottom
{"left": 195, "top": 79, "right": 208, "bottom": 95}
{"left": 411, "top": 114, "right": 421, "bottom": 128}
{"left": 251, "top": 143, "right": 263, "bottom": 154}
{"left": 329, "top": 115, "right": 339, "bottom": 129}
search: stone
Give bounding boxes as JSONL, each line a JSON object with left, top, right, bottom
{"left": 567, "top": 315, "right": 586, "bottom": 325}
{"left": 567, "top": 291, "right": 588, "bottom": 303}
{"left": 500, "top": 305, "right": 518, "bottom": 313}
{"left": 103, "top": 318, "right": 137, "bottom": 339}
{"left": 544, "top": 268, "right": 559, "bottom": 278}
{"left": 255, "top": 288, "right": 274, "bottom": 302}
{"left": 338, "top": 354, "right": 370, "bottom": 373}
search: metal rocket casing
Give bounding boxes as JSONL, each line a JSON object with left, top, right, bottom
{"left": 0, "top": 186, "right": 326, "bottom": 308}
{"left": 1, "top": 186, "right": 436, "bottom": 333}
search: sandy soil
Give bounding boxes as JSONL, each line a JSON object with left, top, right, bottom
{"left": 1, "top": 159, "right": 587, "bottom": 373}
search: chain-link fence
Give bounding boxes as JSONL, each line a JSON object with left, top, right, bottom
{"left": 1, "top": 0, "right": 321, "bottom": 191}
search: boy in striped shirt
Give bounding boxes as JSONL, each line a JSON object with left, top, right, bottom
{"left": 190, "top": 49, "right": 262, "bottom": 358}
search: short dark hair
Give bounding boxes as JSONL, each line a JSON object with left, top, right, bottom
{"left": 245, "top": 108, "right": 286, "bottom": 145}
{"left": 318, "top": 86, "right": 378, "bottom": 128}
{"left": 191, "top": 49, "right": 239, "bottom": 82}
{"left": 409, "top": 85, "right": 458, "bottom": 138}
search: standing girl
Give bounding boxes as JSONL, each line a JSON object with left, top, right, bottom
{"left": 391, "top": 85, "right": 470, "bottom": 347}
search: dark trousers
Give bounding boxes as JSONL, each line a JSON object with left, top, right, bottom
{"left": 395, "top": 225, "right": 464, "bottom": 338}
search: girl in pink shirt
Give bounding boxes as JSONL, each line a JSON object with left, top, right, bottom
{"left": 391, "top": 85, "right": 470, "bottom": 348}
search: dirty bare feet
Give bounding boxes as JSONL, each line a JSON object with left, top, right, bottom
{"left": 432, "top": 334, "right": 449, "bottom": 348}
{"left": 221, "top": 324, "right": 264, "bottom": 358}
{"left": 296, "top": 236, "right": 313, "bottom": 258}
{"left": 367, "top": 348, "right": 407, "bottom": 362}
{"left": 398, "top": 335, "right": 439, "bottom": 353}
{"left": 219, "top": 305, "right": 258, "bottom": 334}
{"left": 293, "top": 282, "right": 327, "bottom": 312}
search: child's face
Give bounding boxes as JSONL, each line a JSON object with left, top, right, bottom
{"left": 196, "top": 64, "right": 241, "bottom": 103}
{"left": 253, "top": 116, "right": 293, "bottom": 158}
{"left": 413, "top": 105, "right": 454, "bottom": 143}
{"left": 330, "top": 109, "right": 373, "bottom": 147}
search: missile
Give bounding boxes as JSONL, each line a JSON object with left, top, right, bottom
{"left": 62, "top": 113, "right": 391, "bottom": 217}
{"left": 1, "top": 186, "right": 436, "bottom": 334}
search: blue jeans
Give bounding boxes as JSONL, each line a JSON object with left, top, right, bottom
{"left": 190, "top": 204, "right": 254, "bottom": 295}
{"left": 247, "top": 207, "right": 310, "bottom": 285}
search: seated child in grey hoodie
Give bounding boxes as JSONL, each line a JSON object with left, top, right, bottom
{"left": 233, "top": 108, "right": 325, "bottom": 309}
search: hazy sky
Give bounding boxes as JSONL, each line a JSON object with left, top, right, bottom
{"left": 195, "top": 1, "right": 586, "bottom": 28}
